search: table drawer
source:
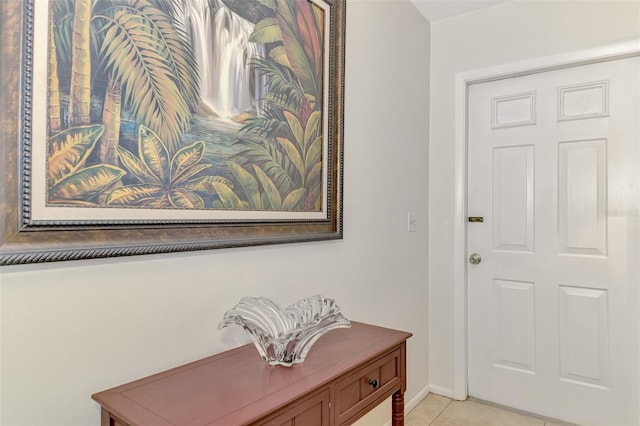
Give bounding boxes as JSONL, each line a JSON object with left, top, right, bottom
{"left": 256, "top": 388, "right": 330, "bottom": 426}
{"left": 334, "top": 349, "right": 401, "bottom": 424}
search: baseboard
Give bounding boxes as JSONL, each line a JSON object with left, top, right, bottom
{"left": 406, "top": 385, "right": 431, "bottom": 413}
{"left": 426, "top": 384, "right": 455, "bottom": 399}
{"left": 382, "top": 384, "right": 431, "bottom": 426}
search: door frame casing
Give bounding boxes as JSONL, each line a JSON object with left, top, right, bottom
{"left": 452, "top": 40, "right": 640, "bottom": 401}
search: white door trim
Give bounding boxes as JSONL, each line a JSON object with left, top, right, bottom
{"left": 452, "top": 40, "right": 640, "bottom": 401}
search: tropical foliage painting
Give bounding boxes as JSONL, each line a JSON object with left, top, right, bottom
{"left": 47, "top": 0, "right": 326, "bottom": 213}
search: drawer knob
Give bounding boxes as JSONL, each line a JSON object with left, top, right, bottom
{"left": 368, "top": 379, "right": 378, "bottom": 389}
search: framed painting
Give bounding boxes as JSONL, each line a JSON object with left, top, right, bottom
{"left": 0, "top": 0, "right": 345, "bottom": 265}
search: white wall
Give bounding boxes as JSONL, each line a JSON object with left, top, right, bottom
{"left": 428, "top": 0, "right": 640, "bottom": 394}
{"left": 0, "top": 1, "right": 430, "bottom": 424}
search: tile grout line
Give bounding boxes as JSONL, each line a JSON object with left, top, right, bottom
{"left": 428, "top": 398, "right": 454, "bottom": 425}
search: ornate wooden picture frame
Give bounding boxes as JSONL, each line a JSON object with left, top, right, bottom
{"left": 0, "top": 0, "right": 345, "bottom": 265}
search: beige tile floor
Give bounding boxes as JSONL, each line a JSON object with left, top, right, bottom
{"left": 406, "top": 394, "right": 575, "bottom": 426}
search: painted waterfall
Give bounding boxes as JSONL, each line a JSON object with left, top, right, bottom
{"left": 45, "top": 0, "right": 326, "bottom": 217}
{"left": 187, "top": 0, "right": 267, "bottom": 120}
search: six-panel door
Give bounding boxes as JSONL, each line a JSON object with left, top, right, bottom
{"left": 467, "top": 56, "right": 640, "bottom": 425}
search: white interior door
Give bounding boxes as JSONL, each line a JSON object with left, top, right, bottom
{"left": 467, "top": 56, "right": 640, "bottom": 426}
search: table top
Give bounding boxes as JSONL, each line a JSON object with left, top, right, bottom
{"left": 92, "top": 321, "right": 412, "bottom": 426}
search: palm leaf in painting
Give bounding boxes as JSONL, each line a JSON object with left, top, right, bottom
{"left": 283, "top": 111, "right": 304, "bottom": 149}
{"left": 143, "top": 194, "right": 173, "bottom": 208}
{"left": 268, "top": 45, "right": 292, "bottom": 69}
{"left": 294, "top": 0, "right": 323, "bottom": 79}
{"left": 212, "top": 182, "right": 246, "bottom": 210}
{"left": 303, "top": 111, "right": 322, "bottom": 150}
{"left": 240, "top": 100, "right": 289, "bottom": 140}
{"left": 183, "top": 176, "right": 234, "bottom": 193}
{"left": 110, "top": 125, "right": 228, "bottom": 207}
{"left": 106, "top": 184, "right": 164, "bottom": 206}
{"left": 48, "top": 124, "right": 105, "bottom": 187}
{"left": 137, "top": 126, "right": 171, "bottom": 185}
{"left": 171, "top": 140, "right": 206, "bottom": 183}
{"left": 249, "top": 17, "right": 282, "bottom": 44}
{"left": 173, "top": 164, "right": 213, "bottom": 186}
{"left": 168, "top": 188, "right": 204, "bottom": 209}
{"left": 50, "top": 164, "right": 125, "bottom": 201}
{"left": 282, "top": 187, "right": 307, "bottom": 210}
{"left": 114, "top": 145, "right": 161, "bottom": 186}
{"left": 253, "top": 164, "right": 282, "bottom": 209}
{"left": 250, "top": 57, "right": 306, "bottom": 111}
{"left": 234, "top": 140, "right": 296, "bottom": 193}
{"left": 306, "top": 161, "right": 323, "bottom": 193}
{"left": 220, "top": 161, "right": 308, "bottom": 211}
{"left": 276, "top": 137, "right": 304, "bottom": 182}
{"left": 305, "top": 135, "right": 322, "bottom": 173}
{"left": 276, "top": 14, "right": 317, "bottom": 101}
{"left": 96, "top": 7, "right": 191, "bottom": 151}
{"left": 256, "top": 0, "right": 276, "bottom": 11}
{"left": 273, "top": 0, "right": 322, "bottom": 102}
{"left": 120, "top": 0, "right": 200, "bottom": 110}
{"left": 227, "top": 160, "right": 262, "bottom": 210}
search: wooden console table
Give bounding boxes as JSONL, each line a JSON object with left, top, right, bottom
{"left": 92, "top": 322, "right": 412, "bottom": 426}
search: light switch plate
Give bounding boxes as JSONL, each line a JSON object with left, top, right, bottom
{"left": 408, "top": 212, "right": 417, "bottom": 232}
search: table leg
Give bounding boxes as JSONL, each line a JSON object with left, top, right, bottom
{"left": 392, "top": 390, "right": 404, "bottom": 426}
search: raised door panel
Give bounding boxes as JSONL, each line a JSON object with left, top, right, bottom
{"left": 558, "top": 286, "right": 609, "bottom": 388}
{"left": 492, "top": 279, "right": 536, "bottom": 373}
{"left": 493, "top": 145, "right": 535, "bottom": 252}
{"left": 558, "top": 81, "right": 609, "bottom": 121}
{"left": 492, "top": 91, "right": 536, "bottom": 129}
{"left": 558, "top": 139, "right": 607, "bottom": 256}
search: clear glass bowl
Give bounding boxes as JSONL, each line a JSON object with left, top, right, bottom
{"left": 218, "top": 295, "right": 351, "bottom": 367}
